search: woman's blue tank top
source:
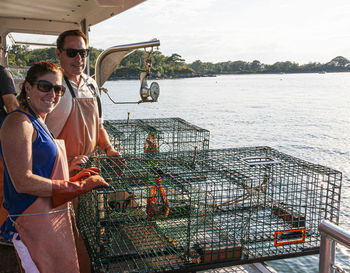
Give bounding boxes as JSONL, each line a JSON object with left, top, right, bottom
{"left": 0, "top": 110, "right": 57, "bottom": 240}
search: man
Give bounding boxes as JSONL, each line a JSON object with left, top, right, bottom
{"left": 0, "top": 45, "right": 19, "bottom": 228}
{"left": 46, "top": 29, "right": 122, "bottom": 171}
{"left": 0, "top": 46, "right": 19, "bottom": 122}
{"left": 45, "top": 29, "right": 122, "bottom": 273}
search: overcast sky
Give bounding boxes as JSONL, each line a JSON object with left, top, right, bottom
{"left": 87, "top": 0, "right": 350, "bottom": 65}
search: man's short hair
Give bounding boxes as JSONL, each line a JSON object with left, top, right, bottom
{"left": 56, "top": 29, "right": 88, "bottom": 50}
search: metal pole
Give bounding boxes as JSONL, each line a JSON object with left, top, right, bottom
{"left": 0, "top": 35, "right": 3, "bottom": 66}
{"left": 330, "top": 241, "right": 336, "bottom": 273}
{"left": 319, "top": 232, "right": 332, "bottom": 273}
{"left": 80, "top": 18, "right": 90, "bottom": 76}
{"left": 319, "top": 220, "right": 350, "bottom": 273}
{"left": 0, "top": 34, "right": 8, "bottom": 66}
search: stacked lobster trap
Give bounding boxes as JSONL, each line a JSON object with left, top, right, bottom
{"left": 78, "top": 146, "right": 342, "bottom": 272}
{"left": 103, "top": 117, "right": 210, "bottom": 154}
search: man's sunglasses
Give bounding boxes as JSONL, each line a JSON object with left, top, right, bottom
{"left": 61, "top": 48, "right": 89, "bottom": 58}
{"left": 33, "top": 80, "right": 66, "bottom": 96}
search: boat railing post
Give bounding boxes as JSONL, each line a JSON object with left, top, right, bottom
{"left": 319, "top": 220, "right": 350, "bottom": 273}
{"left": 319, "top": 231, "right": 333, "bottom": 273}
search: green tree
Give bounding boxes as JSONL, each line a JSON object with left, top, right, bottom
{"left": 8, "top": 45, "right": 30, "bottom": 66}
{"left": 88, "top": 47, "right": 103, "bottom": 75}
{"left": 7, "top": 45, "right": 350, "bottom": 77}
{"left": 27, "top": 47, "right": 58, "bottom": 66}
{"left": 249, "top": 60, "right": 262, "bottom": 72}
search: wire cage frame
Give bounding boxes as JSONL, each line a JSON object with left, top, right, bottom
{"left": 103, "top": 117, "right": 210, "bottom": 155}
{"left": 78, "top": 146, "right": 342, "bottom": 272}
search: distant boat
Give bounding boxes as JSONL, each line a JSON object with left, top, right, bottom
{"left": 319, "top": 71, "right": 326, "bottom": 74}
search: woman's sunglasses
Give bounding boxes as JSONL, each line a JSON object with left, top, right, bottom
{"left": 61, "top": 48, "right": 89, "bottom": 58}
{"left": 33, "top": 80, "right": 66, "bottom": 96}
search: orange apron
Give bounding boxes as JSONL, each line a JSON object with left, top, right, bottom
{"left": 58, "top": 97, "right": 99, "bottom": 165}
{"left": 11, "top": 140, "right": 79, "bottom": 273}
{"left": 54, "top": 83, "right": 100, "bottom": 273}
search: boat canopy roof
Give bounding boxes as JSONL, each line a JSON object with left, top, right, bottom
{"left": 0, "top": 0, "right": 149, "bottom": 86}
{"left": 0, "top": 0, "right": 144, "bottom": 40}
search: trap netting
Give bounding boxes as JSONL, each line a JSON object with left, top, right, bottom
{"left": 78, "top": 146, "right": 342, "bottom": 272}
{"left": 103, "top": 117, "right": 210, "bottom": 154}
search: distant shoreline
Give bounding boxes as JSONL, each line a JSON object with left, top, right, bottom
{"left": 112, "top": 73, "right": 217, "bottom": 80}
{"left": 109, "top": 70, "right": 350, "bottom": 81}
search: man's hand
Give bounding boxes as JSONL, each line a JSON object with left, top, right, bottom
{"left": 106, "top": 147, "right": 122, "bottom": 157}
{"left": 69, "top": 155, "right": 89, "bottom": 173}
{"left": 106, "top": 147, "right": 126, "bottom": 176}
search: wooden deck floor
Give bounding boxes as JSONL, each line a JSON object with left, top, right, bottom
{"left": 0, "top": 244, "right": 21, "bottom": 273}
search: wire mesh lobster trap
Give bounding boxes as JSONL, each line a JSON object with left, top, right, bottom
{"left": 78, "top": 146, "right": 342, "bottom": 272}
{"left": 103, "top": 117, "right": 210, "bottom": 155}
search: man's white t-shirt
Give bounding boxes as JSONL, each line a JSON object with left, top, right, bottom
{"left": 46, "top": 74, "right": 100, "bottom": 137}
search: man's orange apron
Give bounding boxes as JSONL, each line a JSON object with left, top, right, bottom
{"left": 58, "top": 97, "right": 99, "bottom": 166}
{"left": 10, "top": 140, "right": 80, "bottom": 273}
{"left": 51, "top": 79, "right": 100, "bottom": 273}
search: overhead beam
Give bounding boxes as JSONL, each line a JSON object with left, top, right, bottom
{"left": 0, "top": 17, "right": 79, "bottom": 37}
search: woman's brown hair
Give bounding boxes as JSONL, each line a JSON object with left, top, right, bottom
{"left": 17, "top": 61, "right": 63, "bottom": 107}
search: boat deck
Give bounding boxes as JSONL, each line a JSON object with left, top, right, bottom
{"left": 199, "top": 263, "right": 276, "bottom": 273}
{"left": 0, "top": 243, "right": 21, "bottom": 273}
{"left": 0, "top": 242, "right": 276, "bottom": 273}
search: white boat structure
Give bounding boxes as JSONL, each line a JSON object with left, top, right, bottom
{"left": 0, "top": 1, "right": 347, "bottom": 273}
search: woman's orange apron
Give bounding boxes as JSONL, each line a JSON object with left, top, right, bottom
{"left": 12, "top": 140, "right": 79, "bottom": 273}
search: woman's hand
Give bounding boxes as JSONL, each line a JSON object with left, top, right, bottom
{"left": 69, "top": 167, "right": 100, "bottom": 182}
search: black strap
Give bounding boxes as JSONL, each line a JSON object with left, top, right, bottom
{"left": 81, "top": 76, "right": 102, "bottom": 118}
{"left": 96, "top": 93, "right": 102, "bottom": 118}
{"left": 64, "top": 76, "right": 102, "bottom": 118}
{"left": 86, "top": 81, "right": 102, "bottom": 118}
{"left": 27, "top": 106, "right": 55, "bottom": 141}
{"left": 64, "top": 76, "right": 76, "bottom": 98}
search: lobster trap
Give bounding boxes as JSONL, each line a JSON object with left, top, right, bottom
{"left": 103, "top": 117, "right": 210, "bottom": 155}
{"left": 78, "top": 146, "right": 342, "bottom": 272}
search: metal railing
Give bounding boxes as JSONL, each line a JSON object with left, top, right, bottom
{"left": 319, "top": 220, "right": 350, "bottom": 273}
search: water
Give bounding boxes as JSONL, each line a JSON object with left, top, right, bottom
{"left": 101, "top": 73, "right": 350, "bottom": 272}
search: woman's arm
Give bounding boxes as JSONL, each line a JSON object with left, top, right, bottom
{"left": 0, "top": 112, "right": 52, "bottom": 196}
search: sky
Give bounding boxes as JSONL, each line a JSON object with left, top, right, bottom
{"left": 86, "top": 0, "right": 350, "bottom": 65}
{"left": 11, "top": 0, "right": 350, "bottom": 65}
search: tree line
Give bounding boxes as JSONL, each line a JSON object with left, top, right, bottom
{"left": 7, "top": 45, "right": 350, "bottom": 79}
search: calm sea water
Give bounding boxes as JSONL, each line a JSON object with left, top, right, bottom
{"left": 102, "top": 73, "right": 350, "bottom": 272}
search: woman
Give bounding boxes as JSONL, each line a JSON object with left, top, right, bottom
{"left": 0, "top": 61, "right": 108, "bottom": 273}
